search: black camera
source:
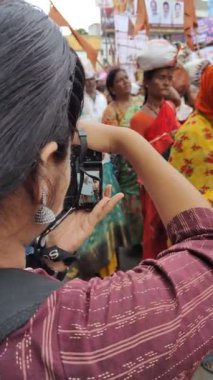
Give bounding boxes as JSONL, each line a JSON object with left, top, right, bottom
{"left": 64, "top": 144, "right": 103, "bottom": 211}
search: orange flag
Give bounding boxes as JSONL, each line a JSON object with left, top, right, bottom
{"left": 134, "top": 0, "right": 149, "bottom": 35}
{"left": 49, "top": 4, "right": 69, "bottom": 27}
{"left": 184, "top": 0, "right": 198, "bottom": 49}
{"left": 49, "top": 5, "right": 98, "bottom": 67}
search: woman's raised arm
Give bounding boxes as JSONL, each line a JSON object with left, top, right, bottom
{"left": 78, "top": 120, "right": 210, "bottom": 226}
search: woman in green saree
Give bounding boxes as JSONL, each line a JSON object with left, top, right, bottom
{"left": 102, "top": 68, "right": 144, "bottom": 251}
{"left": 67, "top": 69, "right": 143, "bottom": 280}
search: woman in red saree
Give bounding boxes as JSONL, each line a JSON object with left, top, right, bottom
{"left": 130, "top": 67, "right": 179, "bottom": 259}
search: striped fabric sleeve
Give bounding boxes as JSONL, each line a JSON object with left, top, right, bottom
{"left": 57, "top": 207, "right": 213, "bottom": 379}
{"left": 166, "top": 207, "right": 213, "bottom": 244}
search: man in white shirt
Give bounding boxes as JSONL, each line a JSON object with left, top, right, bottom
{"left": 81, "top": 71, "right": 107, "bottom": 122}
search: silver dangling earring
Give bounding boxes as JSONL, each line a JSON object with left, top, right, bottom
{"left": 34, "top": 190, "right": 56, "bottom": 225}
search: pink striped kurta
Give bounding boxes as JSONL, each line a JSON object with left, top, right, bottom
{"left": 0, "top": 208, "right": 212, "bottom": 379}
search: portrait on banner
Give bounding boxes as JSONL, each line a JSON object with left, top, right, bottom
{"left": 172, "top": 1, "right": 184, "bottom": 27}
{"left": 145, "top": 0, "right": 160, "bottom": 26}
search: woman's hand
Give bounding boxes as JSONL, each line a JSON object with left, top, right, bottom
{"left": 47, "top": 186, "right": 124, "bottom": 253}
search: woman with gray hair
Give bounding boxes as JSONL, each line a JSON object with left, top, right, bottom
{"left": 0, "top": 2, "right": 212, "bottom": 379}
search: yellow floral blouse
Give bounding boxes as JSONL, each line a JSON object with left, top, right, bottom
{"left": 169, "top": 112, "right": 213, "bottom": 205}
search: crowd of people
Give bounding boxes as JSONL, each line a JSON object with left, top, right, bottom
{"left": 0, "top": 1, "right": 212, "bottom": 379}
{"left": 75, "top": 40, "right": 213, "bottom": 278}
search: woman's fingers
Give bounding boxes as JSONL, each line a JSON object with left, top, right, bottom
{"left": 104, "top": 184, "right": 112, "bottom": 198}
{"left": 47, "top": 192, "right": 124, "bottom": 254}
{"left": 88, "top": 192, "right": 124, "bottom": 225}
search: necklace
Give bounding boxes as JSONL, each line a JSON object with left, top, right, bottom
{"left": 145, "top": 103, "right": 161, "bottom": 116}
{"left": 116, "top": 99, "right": 132, "bottom": 114}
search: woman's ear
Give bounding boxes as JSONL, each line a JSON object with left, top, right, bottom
{"left": 36, "top": 142, "right": 58, "bottom": 201}
{"left": 24, "top": 142, "right": 58, "bottom": 205}
{"left": 40, "top": 142, "right": 58, "bottom": 165}
{"left": 37, "top": 141, "right": 70, "bottom": 215}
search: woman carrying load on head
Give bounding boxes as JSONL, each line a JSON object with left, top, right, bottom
{"left": 130, "top": 39, "right": 180, "bottom": 259}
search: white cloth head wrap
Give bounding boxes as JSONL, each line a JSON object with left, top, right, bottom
{"left": 137, "top": 39, "right": 178, "bottom": 72}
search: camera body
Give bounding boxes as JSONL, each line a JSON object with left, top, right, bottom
{"left": 64, "top": 146, "right": 103, "bottom": 211}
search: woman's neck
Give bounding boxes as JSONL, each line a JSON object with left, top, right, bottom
{"left": 143, "top": 95, "right": 164, "bottom": 116}
{"left": 87, "top": 89, "right": 96, "bottom": 101}
{"left": 0, "top": 239, "right": 26, "bottom": 269}
{"left": 116, "top": 94, "right": 131, "bottom": 103}
{"left": 146, "top": 94, "right": 164, "bottom": 108}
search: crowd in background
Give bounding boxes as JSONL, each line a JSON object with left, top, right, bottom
{"left": 76, "top": 58, "right": 213, "bottom": 376}
{"left": 73, "top": 44, "right": 213, "bottom": 281}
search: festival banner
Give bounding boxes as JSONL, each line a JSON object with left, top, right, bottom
{"left": 193, "top": 17, "right": 213, "bottom": 46}
{"left": 145, "top": 0, "right": 184, "bottom": 28}
{"left": 172, "top": 0, "right": 184, "bottom": 27}
{"left": 126, "top": 0, "right": 138, "bottom": 16}
{"left": 145, "top": 0, "right": 160, "bottom": 26}
{"left": 114, "top": 7, "right": 148, "bottom": 79}
{"left": 101, "top": 7, "right": 115, "bottom": 36}
{"left": 159, "top": 0, "right": 173, "bottom": 27}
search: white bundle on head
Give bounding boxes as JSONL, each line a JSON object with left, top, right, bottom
{"left": 184, "top": 59, "right": 211, "bottom": 86}
{"left": 137, "top": 39, "right": 178, "bottom": 72}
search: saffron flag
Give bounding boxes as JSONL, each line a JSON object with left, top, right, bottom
{"left": 134, "top": 0, "right": 149, "bottom": 35}
{"left": 183, "top": 0, "right": 198, "bottom": 49}
{"left": 49, "top": 5, "right": 98, "bottom": 67}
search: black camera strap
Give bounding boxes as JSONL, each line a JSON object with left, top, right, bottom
{"left": 74, "top": 128, "right": 89, "bottom": 208}
{"left": 78, "top": 128, "right": 88, "bottom": 162}
{"left": 0, "top": 268, "right": 63, "bottom": 343}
